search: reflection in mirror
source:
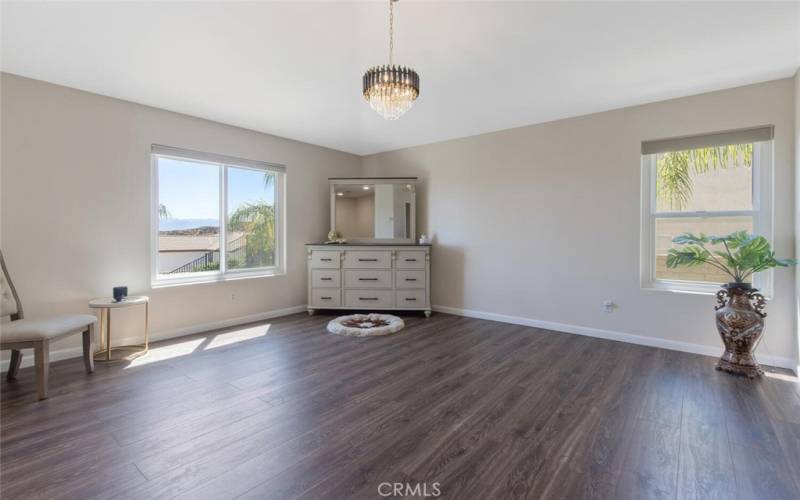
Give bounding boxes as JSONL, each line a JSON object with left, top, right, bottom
{"left": 332, "top": 179, "right": 416, "bottom": 242}
{"left": 334, "top": 184, "right": 375, "bottom": 238}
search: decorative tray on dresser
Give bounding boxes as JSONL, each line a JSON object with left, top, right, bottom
{"left": 306, "top": 243, "right": 431, "bottom": 317}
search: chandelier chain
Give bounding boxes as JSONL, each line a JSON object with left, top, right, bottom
{"left": 389, "top": 0, "right": 394, "bottom": 65}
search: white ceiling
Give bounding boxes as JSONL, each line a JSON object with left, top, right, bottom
{"left": 2, "top": 1, "right": 798, "bottom": 155}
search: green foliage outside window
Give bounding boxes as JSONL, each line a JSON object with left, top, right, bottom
{"left": 657, "top": 144, "right": 752, "bottom": 210}
{"left": 228, "top": 202, "right": 276, "bottom": 268}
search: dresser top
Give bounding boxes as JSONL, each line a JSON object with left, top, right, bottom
{"left": 305, "top": 242, "right": 432, "bottom": 247}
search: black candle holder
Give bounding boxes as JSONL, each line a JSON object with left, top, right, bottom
{"left": 113, "top": 286, "right": 128, "bottom": 302}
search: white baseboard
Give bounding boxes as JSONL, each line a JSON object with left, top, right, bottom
{"left": 432, "top": 304, "right": 797, "bottom": 372}
{"left": 1, "top": 304, "right": 308, "bottom": 371}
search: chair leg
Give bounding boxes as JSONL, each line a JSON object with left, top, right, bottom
{"left": 6, "top": 349, "right": 22, "bottom": 381}
{"left": 34, "top": 340, "right": 49, "bottom": 400}
{"left": 83, "top": 324, "right": 95, "bottom": 374}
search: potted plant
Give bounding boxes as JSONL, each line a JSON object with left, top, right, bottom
{"left": 666, "top": 231, "right": 796, "bottom": 377}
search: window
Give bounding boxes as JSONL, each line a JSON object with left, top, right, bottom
{"left": 151, "top": 145, "right": 285, "bottom": 286}
{"left": 640, "top": 126, "right": 773, "bottom": 294}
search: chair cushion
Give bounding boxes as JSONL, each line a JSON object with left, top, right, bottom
{"left": 1, "top": 314, "right": 97, "bottom": 343}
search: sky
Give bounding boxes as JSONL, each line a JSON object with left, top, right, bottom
{"left": 158, "top": 157, "right": 275, "bottom": 225}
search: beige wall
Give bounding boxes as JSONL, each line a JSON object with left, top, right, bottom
{"left": 363, "top": 78, "right": 797, "bottom": 366}
{"left": 0, "top": 73, "right": 361, "bottom": 359}
{"left": 795, "top": 70, "right": 800, "bottom": 371}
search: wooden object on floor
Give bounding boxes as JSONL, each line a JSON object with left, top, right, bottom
{"left": 0, "top": 250, "right": 96, "bottom": 400}
{"left": 89, "top": 296, "right": 149, "bottom": 362}
{"left": 1, "top": 311, "right": 798, "bottom": 499}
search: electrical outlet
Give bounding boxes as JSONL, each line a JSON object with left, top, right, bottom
{"left": 602, "top": 300, "right": 614, "bottom": 313}
{"left": 231, "top": 293, "right": 237, "bottom": 301}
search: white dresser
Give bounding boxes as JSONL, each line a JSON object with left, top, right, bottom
{"left": 306, "top": 244, "right": 431, "bottom": 317}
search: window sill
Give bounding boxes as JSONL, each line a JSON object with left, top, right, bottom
{"left": 151, "top": 268, "right": 285, "bottom": 289}
{"left": 643, "top": 282, "right": 717, "bottom": 296}
{"left": 643, "top": 280, "right": 772, "bottom": 300}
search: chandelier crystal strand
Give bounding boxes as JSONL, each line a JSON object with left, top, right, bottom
{"left": 362, "top": 0, "right": 419, "bottom": 120}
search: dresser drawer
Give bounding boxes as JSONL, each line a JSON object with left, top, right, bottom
{"left": 343, "top": 251, "right": 391, "bottom": 269}
{"left": 396, "top": 270, "right": 426, "bottom": 289}
{"left": 310, "top": 251, "right": 340, "bottom": 269}
{"left": 396, "top": 289, "right": 427, "bottom": 308}
{"left": 396, "top": 251, "right": 426, "bottom": 269}
{"left": 310, "top": 289, "right": 341, "bottom": 307}
{"left": 311, "top": 269, "right": 340, "bottom": 288}
{"left": 344, "top": 290, "right": 394, "bottom": 308}
{"left": 344, "top": 270, "right": 392, "bottom": 289}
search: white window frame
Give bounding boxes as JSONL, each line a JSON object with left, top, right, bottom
{"left": 150, "top": 145, "right": 286, "bottom": 287}
{"left": 640, "top": 140, "right": 773, "bottom": 295}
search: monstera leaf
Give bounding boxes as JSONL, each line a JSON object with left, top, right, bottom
{"left": 671, "top": 233, "right": 710, "bottom": 245}
{"left": 666, "top": 245, "right": 711, "bottom": 268}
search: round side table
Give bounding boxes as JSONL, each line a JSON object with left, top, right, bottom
{"left": 89, "top": 295, "right": 149, "bottom": 362}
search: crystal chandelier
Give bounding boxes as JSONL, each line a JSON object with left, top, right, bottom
{"left": 362, "top": 0, "right": 420, "bottom": 120}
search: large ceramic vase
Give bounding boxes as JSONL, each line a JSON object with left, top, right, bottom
{"left": 714, "top": 283, "right": 767, "bottom": 378}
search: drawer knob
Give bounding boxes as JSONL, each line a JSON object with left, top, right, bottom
{"left": 320, "top": 277, "right": 333, "bottom": 281}
{"left": 320, "top": 258, "right": 332, "bottom": 262}
{"left": 405, "top": 278, "right": 417, "bottom": 281}
{"left": 405, "top": 258, "right": 417, "bottom": 262}
{"left": 358, "top": 278, "right": 379, "bottom": 281}
{"left": 358, "top": 258, "right": 379, "bottom": 262}
{"left": 321, "top": 296, "right": 332, "bottom": 300}
{"left": 359, "top": 297, "right": 379, "bottom": 301}
{"left": 405, "top": 297, "right": 417, "bottom": 301}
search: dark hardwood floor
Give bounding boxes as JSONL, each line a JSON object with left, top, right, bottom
{"left": 2, "top": 312, "right": 799, "bottom": 500}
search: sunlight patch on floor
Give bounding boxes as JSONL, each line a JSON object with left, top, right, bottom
{"left": 205, "top": 324, "right": 271, "bottom": 349}
{"left": 125, "top": 324, "right": 271, "bottom": 368}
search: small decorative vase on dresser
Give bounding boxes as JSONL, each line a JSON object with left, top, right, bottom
{"left": 306, "top": 244, "right": 431, "bottom": 317}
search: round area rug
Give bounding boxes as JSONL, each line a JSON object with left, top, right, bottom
{"left": 327, "top": 314, "right": 405, "bottom": 337}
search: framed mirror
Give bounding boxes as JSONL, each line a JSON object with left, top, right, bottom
{"left": 330, "top": 177, "right": 417, "bottom": 243}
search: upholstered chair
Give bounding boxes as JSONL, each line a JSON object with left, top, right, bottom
{"left": 1, "top": 251, "right": 96, "bottom": 400}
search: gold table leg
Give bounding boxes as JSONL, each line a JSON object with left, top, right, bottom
{"left": 106, "top": 308, "right": 111, "bottom": 361}
{"left": 97, "top": 307, "right": 106, "bottom": 353}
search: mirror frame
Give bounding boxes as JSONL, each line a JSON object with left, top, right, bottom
{"left": 329, "top": 177, "right": 418, "bottom": 244}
